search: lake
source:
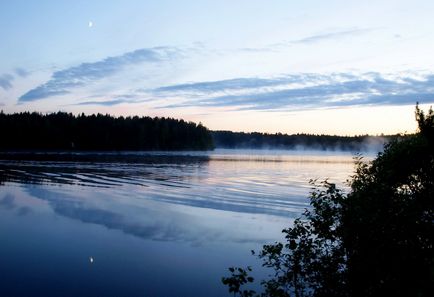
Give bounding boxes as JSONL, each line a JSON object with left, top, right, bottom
{"left": 0, "top": 149, "right": 365, "bottom": 297}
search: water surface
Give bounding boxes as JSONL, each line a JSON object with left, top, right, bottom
{"left": 0, "top": 149, "right": 361, "bottom": 297}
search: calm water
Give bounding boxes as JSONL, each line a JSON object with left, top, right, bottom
{"left": 0, "top": 149, "right": 363, "bottom": 297}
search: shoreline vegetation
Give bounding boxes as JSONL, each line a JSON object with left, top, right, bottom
{"left": 1, "top": 111, "right": 401, "bottom": 153}
{"left": 212, "top": 131, "right": 398, "bottom": 151}
{"left": 222, "top": 105, "right": 433, "bottom": 297}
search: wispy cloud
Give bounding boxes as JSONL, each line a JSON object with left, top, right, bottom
{"left": 154, "top": 77, "right": 297, "bottom": 93}
{"left": 14, "top": 67, "right": 29, "bottom": 77}
{"left": 0, "top": 73, "right": 14, "bottom": 90}
{"left": 19, "top": 47, "right": 181, "bottom": 102}
{"left": 71, "top": 92, "right": 154, "bottom": 106}
{"left": 238, "top": 28, "right": 375, "bottom": 53}
{"left": 152, "top": 72, "right": 434, "bottom": 111}
{"left": 75, "top": 99, "right": 132, "bottom": 106}
{"left": 289, "top": 28, "right": 373, "bottom": 44}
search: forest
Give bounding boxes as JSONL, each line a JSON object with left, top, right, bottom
{"left": 212, "top": 131, "right": 397, "bottom": 151}
{"left": 0, "top": 111, "right": 214, "bottom": 151}
{"left": 0, "top": 111, "right": 399, "bottom": 152}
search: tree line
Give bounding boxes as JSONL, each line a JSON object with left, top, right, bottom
{"left": 0, "top": 111, "right": 402, "bottom": 152}
{"left": 212, "top": 131, "right": 398, "bottom": 151}
{"left": 0, "top": 111, "right": 214, "bottom": 151}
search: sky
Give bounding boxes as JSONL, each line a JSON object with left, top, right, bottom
{"left": 1, "top": 0, "right": 434, "bottom": 135}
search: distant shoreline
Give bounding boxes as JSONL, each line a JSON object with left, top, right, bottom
{"left": 211, "top": 130, "right": 403, "bottom": 152}
{"left": 1, "top": 111, "right": 405, "bottom": 153}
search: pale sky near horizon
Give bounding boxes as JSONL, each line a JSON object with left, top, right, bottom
{"left": 1, "top": 0, "right": 434, "bottom": 135}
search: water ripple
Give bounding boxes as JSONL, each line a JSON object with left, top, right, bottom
{"left": 0, "top": 150, "right": 356, "bottom": 217}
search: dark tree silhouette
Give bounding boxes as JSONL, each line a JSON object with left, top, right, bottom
{"left": 0, "top": 111, "right": 214, "bottom": 151}
{"left": 212, "top": 131, "right": 397, "bottom": 152}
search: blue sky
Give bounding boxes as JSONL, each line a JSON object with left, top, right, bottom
{"left": 1, "top": 0, "right": 434, "bottom": 135}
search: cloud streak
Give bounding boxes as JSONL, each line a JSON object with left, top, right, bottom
{"left": 239, "top": 28, "right": 374, "bottom": 52}
{"left": 75, "top": 99, "right": 132, "bottom": 106}
{"left": 289, "top": 28, "right": 373, "bottom": 44}
{"left": 0, "top": 73, "right": 14, "bottom": 90}
{"left": 19, "top": 47, "right": 180, "bottom": 102}
{"left": 154, "top": 77, "right": 297, "bottom": 93}
{"left": 14, "top": 68, "right": 29, "bottom": 77}
{"left": 152, "top": 72, "right": 434, "bottom": 111}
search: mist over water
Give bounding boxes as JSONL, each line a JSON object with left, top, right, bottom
{"left": 228, "top": 139, "right": 386, "bottom": 153}
{"left": 0, "top": 149, "right": 364, "bottom": 297}
{"left": 211, "top": 130, "right": 391, "bottom": 154}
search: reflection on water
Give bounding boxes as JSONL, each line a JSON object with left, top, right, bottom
{"left": 0, "top": 149, "right": 360, "bottom": 297}
{"left": 0, "top": 150, "right": 357, "bottom": 216}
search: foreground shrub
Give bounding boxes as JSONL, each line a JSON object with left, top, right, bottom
{"left": 223, "top": 105, "right": 433, "bottom": 297}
